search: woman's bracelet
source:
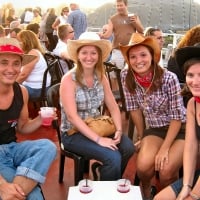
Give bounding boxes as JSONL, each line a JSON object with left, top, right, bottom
{"left": 190, "top": 192, "right": 200, "bottom": 200}
{"left": 183, "top": 183, "right": 192, "bottom": 189}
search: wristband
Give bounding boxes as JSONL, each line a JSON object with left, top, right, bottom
{"left": 190, "top": 192, "right": 200, "bottom": 200}
{"left": 183, "top": 183, "right": 192, "bottom": 189}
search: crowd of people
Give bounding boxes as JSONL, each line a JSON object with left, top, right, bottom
{"left": 0, "top": 0, "right": 200, "bottom": 199}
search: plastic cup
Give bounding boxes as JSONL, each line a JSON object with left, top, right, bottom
{"left": 117, "top": 179, "right": 131, "bottom": 193}
{"left": 128, "top": 13, "right": 135, "bottom": 18}
{"left": 40, "top": 107, "right": 54, "bottom": 126}
{"left": 79, "top": 179, "right": 93, "bottom": 194}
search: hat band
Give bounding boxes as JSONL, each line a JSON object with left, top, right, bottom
{"left": 0, "top": 44, "right": 24, "bottom": 54}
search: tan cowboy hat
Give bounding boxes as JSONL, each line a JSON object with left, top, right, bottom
{"left": 67, "top": 32, "right": 112, "bottom": 63}
{"left": 0, "top": 38, "right": 36, "bottom": 65}
{"left": 119, "top": 33, "right": 161, "bottom": 64}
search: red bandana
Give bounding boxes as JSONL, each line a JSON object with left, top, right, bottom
{"left": 0, "top": 44, "right": 24, "bottom": 55}
{"left": 194, "top": 96, "right": 200, "bottom": 104}
{"left": 134, "top": 71, "right": 153, "bottom": 88}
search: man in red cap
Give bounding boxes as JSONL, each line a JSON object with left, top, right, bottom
{"left": 0, "top": 38, "right": 57, "bottom": 199}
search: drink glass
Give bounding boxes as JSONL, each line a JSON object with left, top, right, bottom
{"left": 79, "top": 179, "right": 93, "bottom": 194}
{"left": 40, "top": 107, "right": 54, "bottom": 126}
{"left": 117, "top": 179, "right": 131, "bottom": 193}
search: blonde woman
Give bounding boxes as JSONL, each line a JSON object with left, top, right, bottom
{"left": 16, "top": 30, "right": 51, "bottom": 99}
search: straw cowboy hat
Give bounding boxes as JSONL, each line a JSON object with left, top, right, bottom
{"left": 0, "top": 38, "right": 36, "bottom": 65}
{"left": 67, "top": 32, "right": 112, "bottom": 63}
{"left": 119, "top": 33, "right": 161, "bottom": 64}
{"left": 175, "top": 45, "right": 200, "bottom": 71}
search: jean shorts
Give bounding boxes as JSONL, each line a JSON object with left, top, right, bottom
{"left": 171, "top": 169, "right": 200, "bottom": 196}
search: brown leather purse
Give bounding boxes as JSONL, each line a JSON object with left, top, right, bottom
{"left": 68, "top": 116, "right": 116, "bottom": 136}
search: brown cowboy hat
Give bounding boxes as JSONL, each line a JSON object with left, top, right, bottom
{"left": 119, "top": 33, "right": 161, "bottom": 64}
{"left": 0, "top": 38, "right": 36, "bottom": 65}
{"left": 67, "top": 32, "right": 112, "bottom": 63}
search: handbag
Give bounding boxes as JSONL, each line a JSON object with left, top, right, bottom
{"left": 67, "top": 115, "right": 116, "bottom": 136}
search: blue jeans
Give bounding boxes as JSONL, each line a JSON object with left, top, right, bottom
{"left": 23, "top": 85, "right": 50, "bottom": 100}
{"left": 171, "top": 169, "right": 200, "bottom": 196}
{"left": 0, "top": 139, "right": 57, "bottom": 200}
{"left": 61, "top": 132, "right": 134, "bottom": 180}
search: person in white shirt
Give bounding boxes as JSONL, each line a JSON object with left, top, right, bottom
{"left": 53, "top": 24, "right": 75, "bottom": 73}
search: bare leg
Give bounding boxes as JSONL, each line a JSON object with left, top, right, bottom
{"left": 13, "top": 176, "right": 38, "bottom": 196}
{"left": 153, "top": 185, "right": 176, "bottom": 200}
{"left": 137, "top": 136, "right": 163, "bottom": 199}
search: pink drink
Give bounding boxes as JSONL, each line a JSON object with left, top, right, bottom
{"left": 117, "top": 184, "right": 130, "bottom": 193}
{"left": 79, "top": 185, "right": 93, "bottom": 194}
{"left": 42, "top": 116, "right": 53, "bottom": 126}
{"left": 117, "top": 179, "right": 130, "bottom": 193}
{"left": 40, "top": 107, "right": 54, "bottom": 126}
{"left": 79, "top": 179, "right": 93, "bottom": 194}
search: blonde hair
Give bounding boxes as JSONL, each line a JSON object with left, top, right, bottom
{"left": 17, "top": 30, "right": 45, "bottom": 54}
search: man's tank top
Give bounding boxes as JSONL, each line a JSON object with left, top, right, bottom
{"left": 0, "top": 82, "right": 23, "bottom": 144}
{"left": 195, "top": 101, "right": 200, "bottom": 140}
{"left": 111, "top": 13, "right": 136, "bottom": 49}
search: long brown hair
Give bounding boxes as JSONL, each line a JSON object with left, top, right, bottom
{"left": 75, "top": 46, "right": 105, "bottom": 87}
{"left": 125, "top": 45, "right": 164, "bottom": 94}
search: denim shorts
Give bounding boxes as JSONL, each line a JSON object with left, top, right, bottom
{"left": 171, "top": 169, "right": 200, "bottom": 196}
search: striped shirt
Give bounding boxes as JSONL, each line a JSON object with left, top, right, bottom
{"left": 121, "top": 68, "right": 186, "bottom": 128}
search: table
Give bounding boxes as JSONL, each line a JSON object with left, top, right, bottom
{"left": 67, "top": 181, "right": 143, "bottom": 200}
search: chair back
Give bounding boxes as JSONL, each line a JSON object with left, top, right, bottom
{"left": 103, "top": 61, "right": 127, "bottom": 113}
{"left": 44, "top": 53, "right": 65, "bottom": 85}
{"left": 46, "top": 83, "right": 61, "bottom": 144}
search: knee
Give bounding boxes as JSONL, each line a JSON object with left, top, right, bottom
{"left": 38, "top": 139, "right": 57, "bottom": 157}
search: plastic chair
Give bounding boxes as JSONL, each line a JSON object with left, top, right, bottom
{"left": 46, "top": 83, "right": 90, "bottom": 185}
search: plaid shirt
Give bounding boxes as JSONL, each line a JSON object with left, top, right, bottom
{"left": 121, "top": 68, "right": 186, "bottom": 128}
{"left": 61, "top": 72, "right": 104, "bottom": 132}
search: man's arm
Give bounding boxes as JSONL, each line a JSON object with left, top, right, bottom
{"left": 129, "top": 15, "right": 144, "bottom": 34}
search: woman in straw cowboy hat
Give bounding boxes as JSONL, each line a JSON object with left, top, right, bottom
{"left": 60, "top": 32, "right": 134, "bottom": 180}
{"left": 120, "top": 33, "right": 186, "bottom": 200}
{"left": 154, "top": 45, "right": 200, "bottom": 200}
{"left": 0, "top": 37, "right": 57, "bottom": 199}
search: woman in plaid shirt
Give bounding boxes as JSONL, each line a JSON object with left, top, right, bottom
{"left": 120, "top": 33, "right": 186, "bottom": 200}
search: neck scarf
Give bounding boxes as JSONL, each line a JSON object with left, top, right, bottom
{"left": 134, "top": 71, "right": 153, "bottom": 88}
{"left": 194, "top": 96, "right": 200, "bottom": 104}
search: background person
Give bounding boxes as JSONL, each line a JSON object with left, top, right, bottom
{"left": 60, "top": 32, "right": 134, "bottom": 181}
{"left": 67, "top": 2, "right": 87, "bottom": 39}
{"left": 16, "top": 30, "right": 51, "bottom": 100}
{"left": 99, "top": 0, "right": 144, "bottom": 69}
{"left": 120, "top": 33, "right": 186, "bottom": 199}
{"left": 144, "top": 27, "right": 165, "bottom": 67}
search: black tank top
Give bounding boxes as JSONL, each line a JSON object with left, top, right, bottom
{"left": 0, "top": 82, "right": 23, "bottom": 144}
{"left": 195, "top": 101, "right": 200, "bottom": 140}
